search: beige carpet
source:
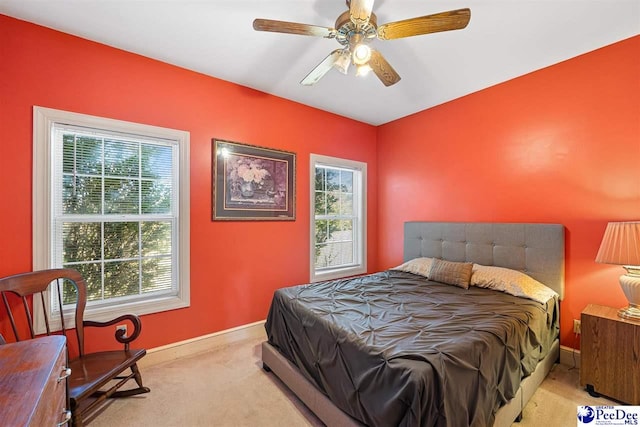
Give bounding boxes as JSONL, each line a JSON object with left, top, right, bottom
{"left": 88, "top": 335, "right": 613, "bottom": 427}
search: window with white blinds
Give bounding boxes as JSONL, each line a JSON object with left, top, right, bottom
{"left": 33, "top": 107, "right": 190, "bottom": 330}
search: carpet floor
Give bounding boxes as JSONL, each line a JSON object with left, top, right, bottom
{"left": 87, "top": 334, "right": 613, "bottom": 426}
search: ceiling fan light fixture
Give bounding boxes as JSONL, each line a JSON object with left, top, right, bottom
{"left": 356, "top": 64, "right": 372, "bottom": 77}
{"left": 352, "top": 43, "right": 371, "bottom": 65}
{"left": 333, "top": 49, "right": 351, "bottom": 74}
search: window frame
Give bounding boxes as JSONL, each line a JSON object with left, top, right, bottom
{"left": 33, "top": 106, "right": 190, "bottom": 333}
{"left": 309, "top": 154, "right": 367, "bottom": 282}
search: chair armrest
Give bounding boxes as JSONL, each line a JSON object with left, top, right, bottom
{"left": 83, "top": 314, "right": 143, "bottom": 346}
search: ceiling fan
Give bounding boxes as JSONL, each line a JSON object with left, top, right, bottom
{"left": 253, "top": 0, "right": 470, "bottom": 87}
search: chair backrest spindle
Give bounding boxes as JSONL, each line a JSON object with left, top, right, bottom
{"left": 21, "top": 296, "right": 36, "bottom": 339}
{"left": 40, "top": 291, "right": 51, "bottom": 336}
{"left": 56, "top": 279, "right": 66, "bottom": 336}
{"left": 1, "top": 292, "right": 20, "bottom": 341}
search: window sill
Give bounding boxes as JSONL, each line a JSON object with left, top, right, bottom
{"left": 311, "top": 265, "right": 367, "bottom": 283}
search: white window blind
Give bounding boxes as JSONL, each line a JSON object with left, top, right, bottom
{"left": 314, "top": 165, "right": 358, "bottom": 270}
{"left": 52, "top": 124, "right": 178, "bottom": 307}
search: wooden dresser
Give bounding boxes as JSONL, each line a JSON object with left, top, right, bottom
{"left": 0, "top": 335, "right": 71, "bottom": 426}
{"left": 580, "top": 304, "right": 640, "bottom": 404}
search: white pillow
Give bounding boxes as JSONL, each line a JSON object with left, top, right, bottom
{"left": 471, "top": 264, "right": 558, "bottom": 304}
{"left": 391, "top": 257, "right": 433, "bottom": 279}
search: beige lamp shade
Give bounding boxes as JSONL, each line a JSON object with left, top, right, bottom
{"left": 595, "top": 221, "right": 640, "bottom": 320}
{"left": 595, "top": 221, "right": 640, "bottom": 267}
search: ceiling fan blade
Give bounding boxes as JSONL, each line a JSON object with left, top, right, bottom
{"left": 377, "top": 8, "right": 471, "bottom": 40}
{"left": 253, "top": 19, "right": 336, "bottom": 38}
{"left": 301, "top": 49, "right": 343, "bottom": 86}
{"left": 349, "top": 0, "right": 375, "bottom": 27}
{"left": 368, "top": 49, "right": 401, "bottom": 87}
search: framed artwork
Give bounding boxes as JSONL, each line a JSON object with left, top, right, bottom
{"left": 212, "top": 139, "right": 296, "bottom": 220}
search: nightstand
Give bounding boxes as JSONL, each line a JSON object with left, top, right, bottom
{"left": 580, "top": 304, "right": 640, "bottom": 404}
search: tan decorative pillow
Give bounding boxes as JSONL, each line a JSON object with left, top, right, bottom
{"left": 471, "top": 264, "right": 558, "bottom": 304}
{"left": 428, "top": 259, "right": 473, "bottom": 289}
{"left": 391, "top": 257, "right": 433, "bottom": 279}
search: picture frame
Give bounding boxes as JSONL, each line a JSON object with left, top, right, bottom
{"left": 212, "top": 139, "right": 296, "bottom": 221}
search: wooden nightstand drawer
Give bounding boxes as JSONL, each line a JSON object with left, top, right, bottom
{"left": 580, "top": 304, "right": 640, "bottom": 404}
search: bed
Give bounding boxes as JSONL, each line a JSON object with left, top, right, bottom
{"left": 262, "top": 222, "right": 564, "bottom": 427}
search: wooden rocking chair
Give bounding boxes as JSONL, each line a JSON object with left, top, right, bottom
{"left": 0, "top": 268, "right": 150, "bottom": 426}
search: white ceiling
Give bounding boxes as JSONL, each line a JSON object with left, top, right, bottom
{"left": 1, "top": 0, "right": 639, "bottom": 125}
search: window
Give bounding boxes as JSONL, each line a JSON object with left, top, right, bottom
{"left": 33, "top": 107, "right": 190, "bottom": 332}
{"left": 310, "top": 154, "right": 366, "bottom": 282}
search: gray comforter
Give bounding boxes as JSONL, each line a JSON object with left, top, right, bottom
{"left": 265, "top": 270, "right": 559, "bottom": 427}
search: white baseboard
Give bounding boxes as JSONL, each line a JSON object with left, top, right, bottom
{"left": 139, "top": 320, "right": 266, "bottom": 368}
{"left": 559, "top": 345, "right": 580, "bottom": 368}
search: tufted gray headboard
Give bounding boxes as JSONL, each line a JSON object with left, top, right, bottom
{"left": 404, "top": 222, "right": 565, "bottom": 299}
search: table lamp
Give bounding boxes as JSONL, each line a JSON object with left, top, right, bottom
{"left": 595, "top": 221, "right": 640, "bottom": 320}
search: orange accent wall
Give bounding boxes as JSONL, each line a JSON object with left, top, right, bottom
{"left": 0, "top": 15, "right": 377, "bottom": 352}
{"left": 377, "top": 35, "right": 640, "bottom": 348}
